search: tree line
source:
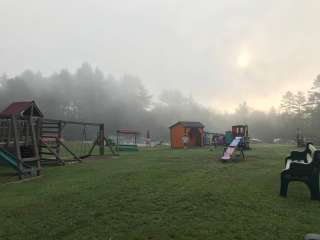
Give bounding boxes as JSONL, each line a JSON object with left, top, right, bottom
{"left": 0, "top": 63, "right": 319, "bottom": 143}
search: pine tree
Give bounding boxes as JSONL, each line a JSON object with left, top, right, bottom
{"left": 280, "top": 91, "right": 295, "bottom": 114}
{"left": 293, "top": 91, "right": 306, "bottom": 115}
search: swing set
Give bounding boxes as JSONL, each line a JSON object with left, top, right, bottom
{"left": 40, "top": 118, "right": 117, "bottom": 165}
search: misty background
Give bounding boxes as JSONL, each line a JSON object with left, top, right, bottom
{"left": 1, "top": 63, "right": 320, "bottom": 142}
{"left": 1, "top": 1, "right": 320, "bottom": 142}
{"left": 1, "top": 1, "right": 320, "bottom": 110}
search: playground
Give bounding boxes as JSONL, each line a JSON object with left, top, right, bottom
{"left": 0, "top": 144, "right": 319, "bottom": 240}
{"left": 0, "top": 101, "right": 117, "bottom": 179}
{"left": 0, "top": 102, "right": 319, "bottom": 239}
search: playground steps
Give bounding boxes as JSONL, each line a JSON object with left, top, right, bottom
{"left": 22, "top": 157, "right": 40, "bottom": 162}
{"left": 39, "top": 121, "right": 63, "bottom": 165}
{"left": 40, "top": 121, "right": 81, "bottom": 164}
{"left": 20, "top": 145, "right": 35, "bottom": 158}
{"left": 39, "top": 142, "right": 64, "bottom": 165}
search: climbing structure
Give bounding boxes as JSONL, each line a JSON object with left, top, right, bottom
{"left": 39, "top": 119, "right": 81, "bottom": 165}
{"left": 231, "top": 125, "right": 250, "bottom": 150}
{"left": 116, "top": 129, "right": 139, "bottom": 151}
{"left": 0, "top": 101, "right": 42, "bottom": 179}
{"left": 0, "top": 100, "right": 118, "bottom": 179}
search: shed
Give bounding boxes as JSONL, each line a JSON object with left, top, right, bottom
{"left": 169, "top": 121, "right": 205, "bottom": 149}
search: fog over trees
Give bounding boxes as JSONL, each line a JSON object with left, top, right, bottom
{"left": 1, "top": 63, "right": 319, "bottom": 142}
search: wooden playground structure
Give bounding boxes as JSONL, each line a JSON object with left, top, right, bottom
{"left": 220, "top": 125, "right": 250, "bottom": 162}
{"left": 116, "top": 129, "right": 139, "bottom": 151}
{"left": 39, "top": 118, "right": 111, "bottom": 165}
{"left": 231, "top": 125, "right": 250, "bottom": 150}
{"left": 0, "top": 102, "right": 42, "bottom": 178}
{"left": 204, "top": 132, "right": 224, "bottom": 146}
{"left": 0, "top": 101, "right": 117, "bottom": 179}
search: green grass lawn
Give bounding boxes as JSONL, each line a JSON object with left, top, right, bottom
{"left": 0, "top": 144, "right": 319, "bottom": 240}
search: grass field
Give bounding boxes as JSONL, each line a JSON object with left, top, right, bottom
{"left": 0, "top": 144, "right": 319, "bottom": 240}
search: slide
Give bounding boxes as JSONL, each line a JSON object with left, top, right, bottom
{"left": 0, "top": 147, "right": 18, "bottom": 170}
{"left": 221, "top": 137, "right": 242, "bottom": 161}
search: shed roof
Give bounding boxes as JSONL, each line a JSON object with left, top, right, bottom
{"left": 0, "top": 101, "right": 43, "bottom": 118}
{"left": 169, "top": 121, "right": 205, "bottom": 129}
{"left": 117, "top": 129, "right": 140, "bottom": 135}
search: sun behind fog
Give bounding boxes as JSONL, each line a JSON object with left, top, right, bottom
{"left": 237, "top": 52, "right": 251, "bottom": 68}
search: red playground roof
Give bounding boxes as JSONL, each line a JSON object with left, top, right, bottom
{"left": 117, "top": 129, "right": 140, "bottom": 135}
{"left": 0, "top": 101, "right": 43, "bottom": 118}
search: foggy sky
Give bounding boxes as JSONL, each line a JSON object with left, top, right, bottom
{"left": 1, "top": 0, "right": 320, "bottom": 111}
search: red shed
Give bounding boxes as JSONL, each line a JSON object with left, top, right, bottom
{"left": 169, "top": 121, "right": 205, "bottom": 149}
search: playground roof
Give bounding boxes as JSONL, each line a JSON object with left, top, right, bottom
{"left": 205, "top": 132, "right": 224, "bottom": 136}
{"left": 0, "top": 101, "right": 43, "bottom": 118}
{"left": 117, "top": 129, "right": 140, "bottom": 135}
{"left": 232, "top": 125, "right": 248, "bottom": 128}
{"left": 169, "top": 121, "right": 205, "bottom": 129}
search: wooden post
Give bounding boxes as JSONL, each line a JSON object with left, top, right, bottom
{"left": 7, "top": 119, "right": 11, "bottom": 148}
{"left": 30, "top": 117, "right": 41, "bottom": 176}
{"left": 36, "top": 118, "right": 41, "bottom": 144}
{"left": 27, "top": 105, "right": 35, "bottom": 145}
{"left": 116, "top": 132, "right": 119, "bottom": 146}
{"left": 56, "top": 121, "right": 62, "bottom": 161}
{"left": 0, "top": 121, "right": 2, "bottom": 143}
{"left": 12, "top": 116, "right": 23, "bottom": 179}
{"left": 25, "top": 121, "right": 29, "bottom": 145}
{"left": 99, "top": 124, "right": 105, "bottom": 156}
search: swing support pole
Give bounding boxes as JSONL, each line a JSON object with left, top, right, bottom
{"left": 80, "top": 125, "right": 87, "bottom": 157}
{"left": 99, "top": 124, "right": 105, "bottom": 156}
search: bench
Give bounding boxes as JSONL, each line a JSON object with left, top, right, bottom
{"left": 280, "top": 143, "right": 320, "bottom": 200}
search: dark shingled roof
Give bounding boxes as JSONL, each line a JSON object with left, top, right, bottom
{"left": 0, "top": 101, "right": 43, "bottom": 118}
{"left": 169, "top": 121, "right": 205, "bottom": 129}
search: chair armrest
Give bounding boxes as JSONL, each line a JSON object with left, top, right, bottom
{"left": 284, "top": 157, "right": 291, "bottom": 167}
{"left": 284, "top": 159, "right": 292, "bottom": 170}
